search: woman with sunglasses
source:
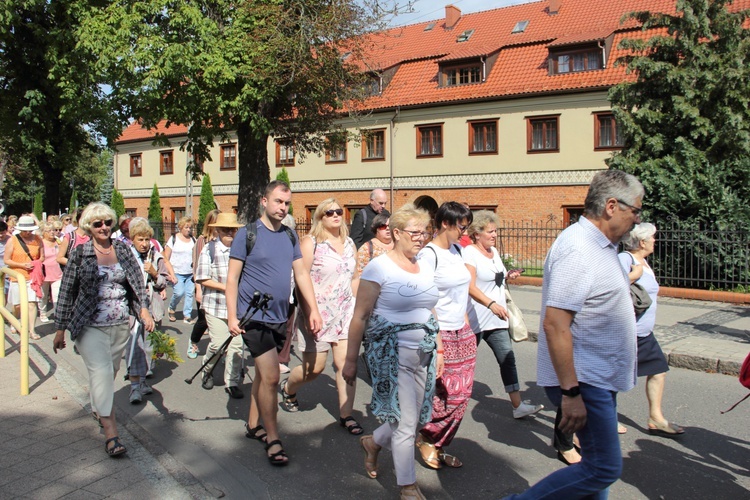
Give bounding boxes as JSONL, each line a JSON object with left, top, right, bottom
{"left": 342, "top": 206, "right": 440, "bottom": 499}
{"left": 53, "top": 202, "right": 155, "bottom": 458}
{"left": 281, "top": 199, "right": 363, "bottom": 434}
{"left": 415, "top": 201, "right": 474, "bottom": 470}
{"left": 352, "top": 212, "right": 392, "bottom": 296}
{"left": 464, "top": 211, "right": 543, "bottom": 419}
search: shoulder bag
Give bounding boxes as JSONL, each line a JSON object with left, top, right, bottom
{"left": 504, "top": 289, "right": 528, "bottom": 342}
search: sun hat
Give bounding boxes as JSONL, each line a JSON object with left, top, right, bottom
{"left": 16, "top": 216, "right": 39, "bottom": 232}
{"left": 209, "top": 213, "right": 243, "bottom": 228}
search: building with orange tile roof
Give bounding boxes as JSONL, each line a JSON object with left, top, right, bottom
{"left": 113, "top": 0, "right": 748, "bottom": 234}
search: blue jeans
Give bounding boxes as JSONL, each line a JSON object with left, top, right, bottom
{"left": 477, "top": 328, "right": 520, "bottom": 393}
{"left": 169, "top": 273, "right": 194, "bottom": 319}
{"left": 508, "top": 383, "right": 622, "bottom": 500}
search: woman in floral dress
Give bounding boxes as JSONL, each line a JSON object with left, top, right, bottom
{"left": 281, "top": 198, "right": 362, "bottom": 434}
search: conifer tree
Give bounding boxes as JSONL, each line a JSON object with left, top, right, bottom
{"left": 147, "top": 184, "right": 162, "bottom": 222}
{"left": 110, "top": 189, "right": 125, "bottom": 219}
{"left": 198, "top": 174, "right": 215, "bottom": 226}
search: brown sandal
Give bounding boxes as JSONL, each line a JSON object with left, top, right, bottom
{"left": 360, "top": 435, "right": 380, "bottom": 479}
{"left": 438, "top": 449, "right": 463, "bottom": 468}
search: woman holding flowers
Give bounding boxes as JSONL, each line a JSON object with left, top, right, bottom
{"left": 53, "top": 202, "right": 155, "bottom": 457}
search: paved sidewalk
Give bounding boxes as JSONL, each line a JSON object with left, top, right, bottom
{"left": 0, "top": 332, "right": 200, "bottom": 500}
{"left": 509, "top": 284, "right": 750, "bottom": 375}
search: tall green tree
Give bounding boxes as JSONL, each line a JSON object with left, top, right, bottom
{"left": 148, "top": 184, "right": 162, "bottom": 223}
{"left": 33, "top": 192, "right": 43, "bottom": 220}
{"left": 608, "top": 0, "right": 750, "bottom": 288}
{"left": 78, "top": 0, "right": 405, "bottom": 220}
{"left": 608, "top": 0, "right": 750, "bottom": 229}
{"left": 275, "top": 167, "right": 293, "bottom": 215}
{"left": 197, "top": 174, "right": 215, "bottom": 226}
{"left": 111, "top": 188, "right": 125, "bottom": 220}
{"left": 69, "top": 189, "right": 78, "bottom": 213}
{"left": 0, "top": 1, "right": 125, "bottom": 215}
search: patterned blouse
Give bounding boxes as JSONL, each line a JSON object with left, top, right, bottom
{"left": 90, "top": 264, "right": 129, "bottom": 326}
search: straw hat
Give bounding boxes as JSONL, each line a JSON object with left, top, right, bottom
{"left": 16, "top": 216, "right": 39, "bottom": 232}
{"left": 209, "top": 213, "right": 243, "bottom": 228}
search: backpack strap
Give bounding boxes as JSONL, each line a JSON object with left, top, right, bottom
{"left": 245, "top": 220, "right": 297, "bottom": 257}
{"left": 425, "top": 245, "right": 438, "bottom": 270}
{"left": 15, "top": 235, "right": 35, "bottom": 261}
{"left": 367, "top": 240, "right": 373, "bottom": 259}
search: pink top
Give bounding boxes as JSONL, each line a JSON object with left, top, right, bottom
{"left": 43, "top": 241, "right": 63, "bottom": 282}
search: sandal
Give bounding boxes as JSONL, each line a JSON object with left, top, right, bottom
{"left": 92, "top": 412, "right": 103, "bottom": 428}
{"left": 416, "top": 434, "right": 441, "bottom": 470}
{"left": 617, "top": 423, "right": 628, "bottom": 434}
{"left": 360, "top": 435, "right": 380, "bottom": 479}
{"left": 340, "top": 416, "right": 364, "bottom": 435}
{"left": 438, "top": 449, "right": 463, "bottom": 468}
{"left": 245, "top": 423, "right": 268, "bottom": 443}
{"left": 648, "top": 418, "right": 685, "bottom": 438}
{"left": 105, "top": 436, "right": 127, "bottom": 457}
{"left": 30, "top": 331, "right": 41, "bottom": 340}
{"left": 168, "top": 309, "right": 176, "bottom": 322}
{"left": 400, "top": 483, "right": 427, "bottom": 500}
{"left": 279, "top": 380, "right": 299, "bottom": 412}
{"left": 265, "top": 439, "right": 289, "bottom": 466}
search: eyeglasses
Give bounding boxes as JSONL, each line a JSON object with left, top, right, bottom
{"left": 92, "top": 219, "right": 114, "bottom": 229}
{"left": 63, "top": 218, "right": 71, "bottom": 222}
{"left": 616, "top": 199, "right": 643, "bottom": 217}
{"left": 377, "top": 224, "right": 389, "bottom": 230}
{"left": 217, "top": 227, "right": 238, "bottom": 233}
{"left": 401, "top": 229, "right": 430, "bottom": 240}
{"left": 323, "top": 208, "right": 344, "bottom": 217}
{"left": 457, "top": 223, "right": 468, "bottom": 233}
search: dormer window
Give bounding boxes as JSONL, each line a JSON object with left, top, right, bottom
{"left": 550, "top": 47, "right": 602, "bottom": 74}
{"left": 456, "top": 29, "right": 474, "bottom": 42}
{"left": 360, "top": 73, "right": 383, "bottom": 96}
{"left": 424, "top": 22, "right": 436, "bottom": 32}
{"left": 441, "top": 61, "right": 483, "bottom": 87}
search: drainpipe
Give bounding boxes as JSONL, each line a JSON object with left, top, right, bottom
{"left": 598, "top": 40, "right": 606, "bottom": 68}
{"left": 481, "top": 56, "right": 486, "bottom": 82}
{"left": 389, "top": 106, "right": 400, "bottom": 213}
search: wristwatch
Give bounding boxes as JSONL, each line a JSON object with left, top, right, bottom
{"left": 561, "top": 386, "right": 581, "bottom": 398}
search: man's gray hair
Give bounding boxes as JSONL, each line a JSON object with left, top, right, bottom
{"left": 584, "top": 170, "right": 644, "bottom": 218}
{"left": 621, "top": 222, "right": 657, "bottom": 251}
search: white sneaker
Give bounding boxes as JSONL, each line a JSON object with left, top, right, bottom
{"left": 129, "top": 387, "right": 143, "bottom": 404}
{"left": 139, "top": 382, "right": 153, "bottom": 395}
{"left": 513, "top": 401, "right": 544, "bottom": 419}
{"left": 39, "top": 316, "right": 52, "bottom": 323}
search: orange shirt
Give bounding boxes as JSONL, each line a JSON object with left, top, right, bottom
{"left": 8, "top": 235, "right": 42, "bottom": 282}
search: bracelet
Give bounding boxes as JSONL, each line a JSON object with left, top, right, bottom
{"left": 487, "top": 301, "right": 496, "bottom": 309}
{"left": 436, "top": 349, "right": 445, "bottom": 354}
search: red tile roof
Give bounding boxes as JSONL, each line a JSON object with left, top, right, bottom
{"left": 116, "top": 120, "right": 188, "bottom": 144}
{"left": 117, "top": 0, "right": 750, "bottom": 141}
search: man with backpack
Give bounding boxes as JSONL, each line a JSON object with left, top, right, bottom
{"left": 350, "top": 188, "right": 389, "bottom": 249}
{"left": 226, "top": 180, "right": 322, "bottom": 466}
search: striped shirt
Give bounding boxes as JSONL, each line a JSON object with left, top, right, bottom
{"left": 195, "top": 240, "right": 230, "bottom": 319}
{"left": 537, "top": 216, "right": 637, "bottom": 393}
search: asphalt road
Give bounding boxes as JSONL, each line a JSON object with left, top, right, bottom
{"left": 47, "top": 311, "right": 750, "bottom": 499}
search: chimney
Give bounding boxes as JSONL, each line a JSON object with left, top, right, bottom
{"left": 549, "top": 0, "right": 562, "bottom": 15}
{"left": 445, "top": 5, "right": 461, "bottom": 29}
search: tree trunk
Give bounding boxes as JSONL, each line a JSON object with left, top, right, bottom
{"left": 236, "top": 121, "right": 270, "bottom": 223}
{"left": 39, "top": 156, "right": 63, "bottom": 216}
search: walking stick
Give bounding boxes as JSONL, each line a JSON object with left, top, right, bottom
{"left": 184, "top": 291, "right": 261, "bottom": 385}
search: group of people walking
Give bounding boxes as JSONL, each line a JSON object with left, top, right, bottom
{"left": 15, "top": 168, "right": 681, "bottom": 499}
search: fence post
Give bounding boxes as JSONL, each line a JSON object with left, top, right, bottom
{"left": 0, "top": 267, "right": 30, "bottom": 395}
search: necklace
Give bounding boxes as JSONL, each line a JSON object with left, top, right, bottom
{"left": 94, "top": 245, "right": 112, "bottom": 255}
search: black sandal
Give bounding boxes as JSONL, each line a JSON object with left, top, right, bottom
{"left": 105, "top": 436, "right": 127, "bottom": 457}
{"left": 265, "top": 439, "right": 289, "bottom": 466}
{"left": 340, "top": 416, "right": 364, "bottom": 435}
{"left": 279, "top": 380, "right": 299, "bottom": 412}
{"left": 245, "top": 423, "right": 268, "bottom": 443}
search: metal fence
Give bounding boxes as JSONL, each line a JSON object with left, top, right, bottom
{"left": 495, "top": 220, "right": 750, "bottom": 291}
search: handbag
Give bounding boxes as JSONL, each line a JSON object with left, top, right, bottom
{"left": 504, "top": 289, "right": 528, "bottom": 342}
{"left": 627, "top": 253, "right": 652, "bottom": 316}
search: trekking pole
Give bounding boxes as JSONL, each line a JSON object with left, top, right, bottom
{"left": 184, "top": 291, "right": 262, "bottom": 385}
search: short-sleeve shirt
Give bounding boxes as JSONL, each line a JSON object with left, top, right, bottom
{"left": 618, "top": 252, "right": 659, "bottom": 337}
{"left": 229, "top": 220, "right": 302, "bottom": 323}
{"left": 166, "top": 235, "right": 195, "bottom": 275}
{"left": 537, "top": 216, "right": 637, "bottom": 393}
{"left": 196, "top": 240, "right": 231, "bottom": 319}
{"left": 361, "top": 254, "right": 438, "bottom": 349}
{"left": 417, "top": 243, "right": 471, "bottom": 330}
{"left": 463, "top": 245, "right": 508, "bottom": 332}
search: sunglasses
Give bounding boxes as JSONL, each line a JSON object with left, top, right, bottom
{"left": 324, "top": 208, "right": 344, "bottom": 217}
{"left": 378, "top": 224, "right": 389, "bottom": 230}
{"left": 92, "top": 219, "right": 114, "bottom": 229}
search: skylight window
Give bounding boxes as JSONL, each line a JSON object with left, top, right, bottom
{"left": 424, "top": 22, "right": 436, "bottom": 32}
{"left": 456, "top": 29, "right": 475, "bottom": 42}
{"left": 512, "top": 20, "right": 529, "bottom": 34}
{"left": 340, "top": 51, "right": 352, "bottom": 61}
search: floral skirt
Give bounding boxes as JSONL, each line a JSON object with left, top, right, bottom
{"left": 420, "top": 323, "right": 476, "bottom": 448}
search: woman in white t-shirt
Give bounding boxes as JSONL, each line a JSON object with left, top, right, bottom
{"left": 342, "top": 207, "right": 441, "bottom": 500}
{"left": 164, "top": 216, "right": 196, "bottom": 323}
{"left": 464, "top": 211, "right": 543, "bottom": 420}
{"left": 416, "top": 201, "right": 474, "bottom": 470}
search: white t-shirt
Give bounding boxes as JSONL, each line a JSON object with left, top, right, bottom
{"left": 360, "top": 254, "right": 438, "bottom": 349}
{"left": 166, "top": 235, "right": 195, "bottom": 275}
{"left": 417, "top": 242, "right": 471, "bottom": 330}
{"left": 463, "top": 245, "right": 508, "bottom": 333}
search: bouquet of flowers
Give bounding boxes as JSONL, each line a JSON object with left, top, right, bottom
{"left": 147, "top": 330, "right": 184, "bottom": 363}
